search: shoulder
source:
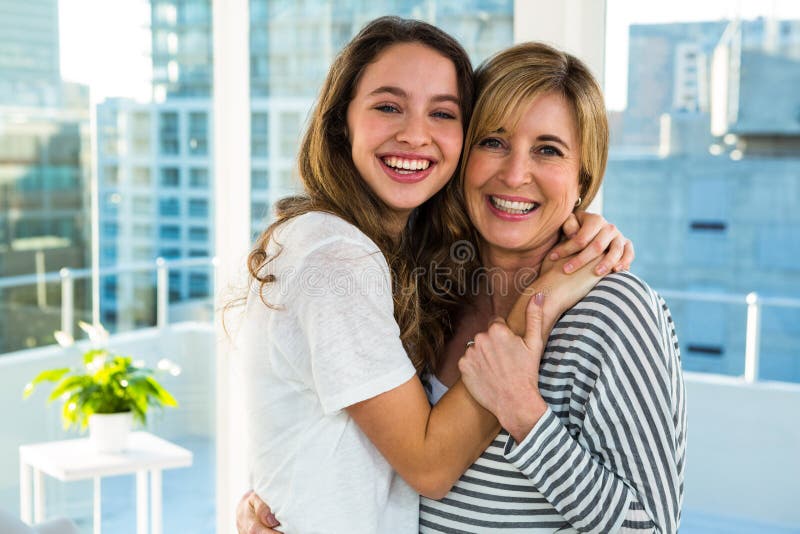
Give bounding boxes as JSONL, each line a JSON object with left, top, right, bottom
{"left": 273, "top": 211, "right": 382, "bottom": 256}
{"left": 572, "top": 271, "right": 662, "bottom": 328}
{"left": 556, "top": 272, "right": 675, "bottom": 369}
{"left": 264, "top": 211, "right": 387, "bottom": 274}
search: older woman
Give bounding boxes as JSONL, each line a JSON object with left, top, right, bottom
{"left": 240, "top": 41, "right": 684, "bottom": 533}
{"left": 419, "top": 42, "right": 686, "bottom": 533}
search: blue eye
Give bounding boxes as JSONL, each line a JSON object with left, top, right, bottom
{"left": 432, "top": 110, "right": 457, "bottom": 120}
{"left": 375, "top": 104, "right": 400, "bottom": 113}
{"left": 478, "top": 137, "right": 503, "bottom": 149}
{"left": 539, "top": 145, "right": 563, "bottom": 156}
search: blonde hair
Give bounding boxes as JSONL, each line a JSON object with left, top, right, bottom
{"left": 419, "top": 42, "right": 611, "bottom": 372}
{"left": 463, "top": 41, "right": 609, "bottom": 206}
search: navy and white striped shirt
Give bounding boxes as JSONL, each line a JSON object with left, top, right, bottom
{"left": 420, "top": 272, "right": 686, "bottom": 533}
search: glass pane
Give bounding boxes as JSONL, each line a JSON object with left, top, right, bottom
{"left": 604, "top": 0, "right": 800, "bottom": 384}
{"left": 1, "top": 0, "right": 216, "bottom": 529}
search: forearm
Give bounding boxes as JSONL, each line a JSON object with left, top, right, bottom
{"left": 503, "top": 409, "right": 669, "bottom": 533}
{"left": 506, "top": 259, "right": 602, "bottom": 338}
{"left": 421, "top": 380, "right": 501, "bottom": 494}
{"left": 347, "top": 377, "right": 500, "bottom": 500}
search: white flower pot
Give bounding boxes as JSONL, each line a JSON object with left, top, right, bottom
{"left": 88, "top": 412, "right": 133, "bottom": 453}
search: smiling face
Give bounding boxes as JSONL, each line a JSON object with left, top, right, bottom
{"left": 346, "top": 42, "right": 464, "bottom": 227}
{"left": 464, "top": 91, "right": 581, "bottom": 259}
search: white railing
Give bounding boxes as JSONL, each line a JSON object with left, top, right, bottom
{"left": 0, "top": 256, "right": 218, "bottom": 340}
{"left": 658, "top": 289, "right": 800, "bottom": 383}
{"left": 2, "top": 264, "right": 800, "bottom": 383}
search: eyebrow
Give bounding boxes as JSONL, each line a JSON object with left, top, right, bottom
{"left": 368, "top": 86, "right": 460, "bottom": 106}
{"left": 537, "top": 134, "right": 571, "bottom": 150}
{"left": 487, "top": 129, "right": 571, "bottom": 150}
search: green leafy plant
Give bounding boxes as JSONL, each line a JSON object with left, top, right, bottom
{"left": 23, "top": 322, "right": 179, "bottom": 430}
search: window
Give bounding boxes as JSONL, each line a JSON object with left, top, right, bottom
{"left": 188, "top": 272, "right": 209, "bottom": 298}
{"left": 188, "top": 111, "right": 208, "bottom": 155}
{"left": 279, "top": 111, "right": 302, "bottom": 157}
{"left": 161, "top": 167, "right": 180, "bottom": 187}
{"left": 159, "top": 248, "right": 181, "bottom": 259}
{"left": 604, "top": 1, "right": 800, "bottom": 383}
{"left": 132, "top": 223, "right": 152, "bottom": 239}
{"left": 104, "top": 165, "right": 119, "bottom": 186}
{"left": 160, "top": 225, "right": 180, "bottom": 240}
{"left": 252, "top": 112, "right": 269, "bottom": 157}
{"left": 188, "top": 198, "right": 209, "bottom": 217}
{"left": 251, "top": 169, "right": 268, "bottom": 189}
{"left": 132, "top": 167, "right": 152, "bottom": 186}
{"left": 159, "top": 197, "right": 180, "bottom": 217}
{"left": 103, "top": 222, "right": 119, "bottom": 238}
{"left": 159, "top": 111, "right": 179, "bottom": 154}
{"left": 189, "top": 168, "right": 209, "bottom": 187}
{"left": 188, "top": 226, "right": 208, "bottom": 241}
{"left": 132, "top": 196, "right": 152, "bottom": 215}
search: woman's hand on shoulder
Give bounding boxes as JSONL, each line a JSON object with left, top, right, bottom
{"left": 236, "top": 490, "right": 283, "bottom": 534}
{"left": 548, "top": 211, "right": 634, "bottom": 276}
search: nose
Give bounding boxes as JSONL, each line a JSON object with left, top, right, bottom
{"left": 395, "top": 113, "right": 431, "bottom": 147}
{"left": 498, "top": 149, "right": 532, "bottom": 188}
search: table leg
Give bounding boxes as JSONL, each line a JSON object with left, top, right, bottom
{"left": 33, "top": 468, "right": 44, "bottom": 523}
{"left": 93, "top": 476, "right": 102, "bottom": 534}
{"left": 19, "top": 461, "right": 31, "bottom": 524}
{"left": 150, "top": 470, "right": 162, "bottom": 534}
{"left": 136, "top": 470, "right": 149, "bottom": 534}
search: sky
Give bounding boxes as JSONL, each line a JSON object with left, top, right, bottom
{"left": 58, "top": 0, "right": 800, "bottom": 109}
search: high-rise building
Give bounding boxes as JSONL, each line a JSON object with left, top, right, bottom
{"left": 605, "top": 17, "right": 800, "bottom": 382}
{"left": 0, "top": 0, "right": 92, "bottom": 353}
{"left": 0, "top": 0, "right": 63, "bottom": 107}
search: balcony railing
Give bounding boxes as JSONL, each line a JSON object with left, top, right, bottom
{"left": 0, "top": 256, "right": 218, "bottom": 345}
{"left": 658, "top": 289, "right": 800, "bottom": 383}
{"left": 2, "top": 262, "right": 799, "bottom": 384}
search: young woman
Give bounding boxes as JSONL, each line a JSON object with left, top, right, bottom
{"left": 236, "top": 18, "right": 635, "bottom": 533}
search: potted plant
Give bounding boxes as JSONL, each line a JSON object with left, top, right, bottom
{"left": 23, "top": 322, "right": 180, "bottom": 452}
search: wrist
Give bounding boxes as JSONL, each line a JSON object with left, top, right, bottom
{"left": 498, "top": 393, "right": 548, "bottom": 443}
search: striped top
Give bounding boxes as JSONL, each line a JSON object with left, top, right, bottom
{"left": 420, "top": 272, "right": 686, "bottom": 533}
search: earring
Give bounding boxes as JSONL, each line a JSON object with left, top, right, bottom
{"left": 575, "top": 196, "right": 582, "bottom": 208}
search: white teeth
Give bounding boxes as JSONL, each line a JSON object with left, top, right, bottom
{"left": 382, "top": 156, "right": 431, "bottom": 171}
{"left": 490, "top": 196, "right": 537, "bottom": 215}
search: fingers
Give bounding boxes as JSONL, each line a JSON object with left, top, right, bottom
{"left": 614, "top": 238, "right": 634, "bottom": 272}
{"left": 562, "top": 223, "right": 618, "bottom": 274}
{"left": 560, "top": 212, "right": 580, "bottom": 238}
{"left": 549, "top": 213, "right": 610, "bottom": 263}
{"left": 593, "top": 233, "right": 625, "bottom": 276}
{"left": 523, "top": 292, "right": 545, "bottom": 348}
{"left": 249, "top": 492, "right": 280, "bottom": 530}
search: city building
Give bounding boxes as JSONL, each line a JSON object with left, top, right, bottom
{"left": 0, "top": 0, "right": 92, "bottom": 353}
{"left": 605, "top": 17, "right": 800, "bottom": 382}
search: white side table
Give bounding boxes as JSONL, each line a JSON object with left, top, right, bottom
{"left": 19, "top": 432, "right": 193, "bottom": 534}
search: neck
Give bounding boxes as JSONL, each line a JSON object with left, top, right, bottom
{"left": 479, "top": 233, "right": 559, "bottom": 317}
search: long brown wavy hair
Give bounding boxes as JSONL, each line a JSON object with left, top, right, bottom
{"left": 245, "top": 17, "right": 474, "bottom": 373}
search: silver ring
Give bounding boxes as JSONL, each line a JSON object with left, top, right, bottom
{"left": 465, "top": 340, "right": 475, "bottom": 349}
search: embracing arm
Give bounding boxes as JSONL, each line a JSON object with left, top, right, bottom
{"left": 347, "top": 377, "right": 499, "bottom": 499}
{"left": 500, "top": 274, "right": 686, "bottom": 533}
{"left": 296, "top": 239, "right": 499, "bottom": 500}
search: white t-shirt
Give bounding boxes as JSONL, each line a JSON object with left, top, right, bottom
{"left": 237, "top": 211, "right": 419, "bottom": 533}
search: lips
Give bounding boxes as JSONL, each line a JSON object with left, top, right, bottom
{"left": 377, "top": 154, "right": 437, "bottom": 184}
{"left": 486, "top": 195, "right": 540, "bottom": 220}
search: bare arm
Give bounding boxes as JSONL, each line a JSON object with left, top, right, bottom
{"left": 347, "top": 376, "right": 499, "bottom": 499}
